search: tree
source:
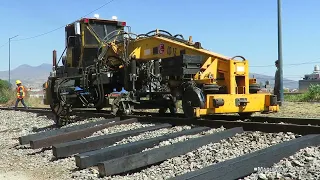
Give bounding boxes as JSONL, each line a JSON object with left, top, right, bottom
{"left": 259, "top": 81, "right": 263, "bottom": 88}
{"left": 0, "top": 79, "right": 10, "bottom": 91}
{"left": 0, "top": 79, "right": 12, "bottom": 103}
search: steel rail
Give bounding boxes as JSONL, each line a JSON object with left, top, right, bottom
{"left": 134, "top": 116, "right": 320, "bottom": 135}
{"left": 1, "top": 106, "right": 319, "bottom": 127}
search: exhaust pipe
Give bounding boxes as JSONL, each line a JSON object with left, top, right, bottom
{"left": 53, "top": 50, "right": 57, "bottom": 70}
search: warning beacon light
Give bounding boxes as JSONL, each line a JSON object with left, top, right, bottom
{"left": 94, "top": 14, "right": 100, "bottom": 19}
{"left": 112, "top": 16, "right": 118, "bottom": 21}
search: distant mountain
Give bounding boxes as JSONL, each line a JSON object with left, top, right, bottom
{"left": 0, "top": 63, "right": 52, "bottom": 88}
{"left": 0, "top": 63, "right": 299, "bottom": 89}
{"left": 250, "top": 73, "right": 298, "bottom": 89}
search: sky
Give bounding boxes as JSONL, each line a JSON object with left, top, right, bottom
{"left": 0, "top": 0, "right": 319, "bottom": 82}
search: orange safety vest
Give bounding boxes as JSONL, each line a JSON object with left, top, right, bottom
{"left": 16, "top": 85, "right": 26, "bottom": 99}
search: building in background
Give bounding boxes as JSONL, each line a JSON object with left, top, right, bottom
{"left": 299, "top": 65, "right": 320, "bottom": 92}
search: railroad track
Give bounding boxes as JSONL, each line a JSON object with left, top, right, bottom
{"left": 2, "top": 106, "right": 320, "bottom": 126}
{"left": 13, "top": 110, "right": 320, "bottom": 180}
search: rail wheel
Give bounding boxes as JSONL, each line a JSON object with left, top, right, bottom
{"left": 50, "top": 102, "right": 73, "bottom": 127}
{"left": 238, "top": 112, "right": 254, "bottom": 120}
{"left": 111, "top": 94, "right": 132, "bottom": 116}
{"left": 158, "top": 105, "right": 177, "bottom": 115}
{"left": 182, "top": 86, "right": 205, "bottom": 118}
{"left": 95, "top": 105, "right": 104, "bottom": 112}
{"left": 158, "top": 94, "right": 177, "bottom": 115}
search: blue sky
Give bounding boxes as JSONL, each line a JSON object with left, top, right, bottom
{"left": 0, "top": 0, "right": 319, "bottom": 81}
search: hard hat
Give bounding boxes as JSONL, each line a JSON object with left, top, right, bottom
{"left": 16, "top": 80, "right": 22, "bottom": 84}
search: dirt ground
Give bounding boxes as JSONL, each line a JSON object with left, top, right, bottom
{"left": 0, "top": 172, "right": 32, "bottom": 180}
{"left": 255, "top": 101, "right": 320, "bottom": 118}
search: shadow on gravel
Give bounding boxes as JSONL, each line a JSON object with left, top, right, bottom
{"left": 49, "top": 156, "right": 68, "bottom": 162}
{"left": 13, "top": 145, "right": 31, "bottom": 150}
{"left": 70, "top": 167, "right": 82, "bottom": 173}
{"left": 50, "top": 157, "right": 59, "bottom": 162}
{"left": 26, "top": 147, "right": 51, "bottom": 155}
{"left": 32, "top": 124, "right": 58, "bottom": 133}
{"left": 0, "top": 128, "right": 21, "bottom": 133}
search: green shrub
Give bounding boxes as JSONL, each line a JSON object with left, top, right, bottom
{"left": 301, "top": 84, "right": 320, "bottom": 101}
{"left": 0, "top": 79, "right": 13, "bottom": 104}
{"left": 285, "top": 84, "right": 320, "bottom": 102}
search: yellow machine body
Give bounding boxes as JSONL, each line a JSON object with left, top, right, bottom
{"left": 195, "top": 94, "right": 279, "bottom": 116}
{"left": 104, "top": 30, "right": 279, "bottom": 116}
{"left": 43, "top": 16, "right": 279, "bottom": 119}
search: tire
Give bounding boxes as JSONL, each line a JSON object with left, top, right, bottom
{"left": 249, "top": 84, "right": 261, "bottom": 93}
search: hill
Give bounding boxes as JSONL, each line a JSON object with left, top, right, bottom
{"left": 0, "top": 63, "right": 52, "bottom": 88}
{"left": 0, "top": 63, "right": 299, "bottom": 89}
{"left": 251, "top": 73, "right": 298, "bottom": 89}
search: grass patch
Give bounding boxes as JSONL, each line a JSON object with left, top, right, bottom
{"left": 285, "top": 84, "right": 320, "bottom": 102}
{"left": 0, "top": 88, "right": 48, "bottom": 108}
{"left": 0, "top": 89, "right": 14, "bottom": 104}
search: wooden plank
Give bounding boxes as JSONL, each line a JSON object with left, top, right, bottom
{"left": 75, "top": 126, "right": 211, "bottom": 169}
{"left": 98, "top": 127, "right": 244, "bottom": 177}
{"left": 172, "top": 134, "right": 320, "bottom": 180}
{"left": 52, "top": 123, "right": 172, "bottom": 158}
{"left": 30, "top": 118, "right": 137, "bottom": 149}
{"left": 19, "top": 117, "right": 120, "bottom": 145}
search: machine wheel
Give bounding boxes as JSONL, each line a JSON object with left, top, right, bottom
{"left": 158, "top": 94, "right": 177, "bottom": 115}
{"left": 111, "top": 94, "right": 132, "bottom": 116}
{"left": 249, "top": 84, "right": 261, "bottom": 93}
{"left": 159, "top": 106, "right": 177, "bottom": 115}
{"left": 182, "top": 86, "right": 205, "bottom": 118}
{"left": 202, "top": 84, "right": 220, "bottom": 92}
{"left": 50, "top": 102, "right": 72, "bottom": 127}
{"left": 96, "top": 107, "right": 103, "bottom": 112}
{"left": 169, "top": 106, "right": 177, "bottom": 114}
{"left": 158, "top": 108, "right": 167, "bottom": 114}
{"left": 238, "top": 112, "right": 254, "bottom": 119}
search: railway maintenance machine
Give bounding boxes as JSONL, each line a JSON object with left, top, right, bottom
{"left": 43, "top": 16, "right": 279, "bottom": 126}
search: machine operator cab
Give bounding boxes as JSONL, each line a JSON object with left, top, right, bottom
{"left": 62, "top": 15, "right": 127, "bottom": 71}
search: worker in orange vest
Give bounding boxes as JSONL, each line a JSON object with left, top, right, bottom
{"left": 14, "top": 80, "right": 28, "bottom": 110}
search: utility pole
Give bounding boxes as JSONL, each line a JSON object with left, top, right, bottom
{"left": 9, "top": 35, "right": 18, "bottom": 85}
{"left": 277, "top": 0, "right": 284, "bottom": 105}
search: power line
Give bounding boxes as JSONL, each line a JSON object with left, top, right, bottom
{"left": 250, "top": 59, "right": 320, "bottom": 67}
{"left": 12, "top": 0, "right": 117, "bottom": 42}
{"left": 13, "top": 26, "right": 66, "bottom": 41}
{"left": 0, "top": 41, "right": 9, "bottom": 49}
{"left": 81, "top": 0, "right": 116, "bottom": 18}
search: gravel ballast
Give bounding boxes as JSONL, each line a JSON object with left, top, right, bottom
{"left": 105, "top": 131, "right": 298, "bottom": 180}
{"left": 71, "top": 125, "right": 195, "bottom": 179}
{"left": 142, "top": 126, "right": 226, "bottom": 152}
{"left": 1, "top": 102, "right": 320, "bottom": 180}
{"left": 0, "top": 110, "right": 72, "bottom": 180}
{"left": 87, "top": 122, "right": 155, "bottom": 138}
{"left": 111, "top": 125, "right": 192, "bottom": 146}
